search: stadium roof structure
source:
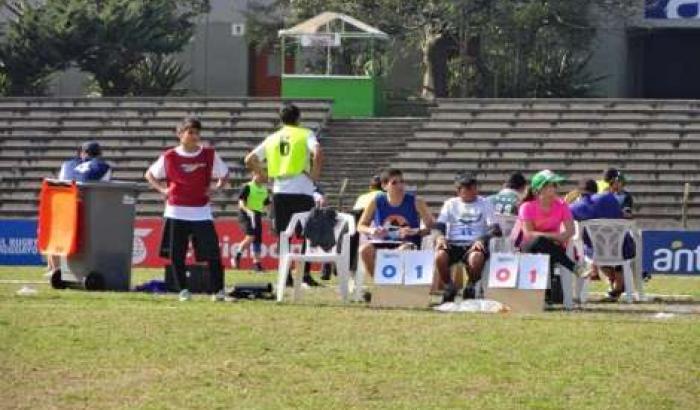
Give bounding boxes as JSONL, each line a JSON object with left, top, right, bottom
{"left": 278, "top": 11, "right": 389, "bottom": 39}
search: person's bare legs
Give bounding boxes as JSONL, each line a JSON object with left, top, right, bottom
{"left": 433, "top": 249, "right": 451, "bottom": 292}
{"left": 465, "top": 250, "right": 485, "bottom": 285}
{"left": 360, "top": 243, "right": 377, "bottom": 278}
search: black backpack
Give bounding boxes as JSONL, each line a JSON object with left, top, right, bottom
{"left": 303, "top": 208, "right": 338, "bottom": 251}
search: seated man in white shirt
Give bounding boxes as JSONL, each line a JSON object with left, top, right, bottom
{"left": 434, "top": 173, "right": 500, "bottom": 302}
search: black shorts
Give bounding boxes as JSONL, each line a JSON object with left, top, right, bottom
{"left": 271, "top": 193, "right": 315, "bottom": 234}
{"left": 238, "top": 211, "right": 263, "bottom": 242}
{"left": 444, "top": 243, "right": 489, "bottom": 266}
{"left": 159, "top": 218, "right": 221, "bottom": 261}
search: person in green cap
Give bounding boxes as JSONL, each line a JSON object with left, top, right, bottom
{"left": 515, "top": 169, "right": 585, "bottom": 278}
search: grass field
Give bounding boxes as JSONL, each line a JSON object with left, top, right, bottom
{"left": 1, "top": 266, "right": 699, "bottom": 409}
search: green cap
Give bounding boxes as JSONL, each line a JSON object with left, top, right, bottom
{"left": 530, "top": 169, "right": 566, "bottom": 191}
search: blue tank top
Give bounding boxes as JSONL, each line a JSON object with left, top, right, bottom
{"left": 373, "top": 193, "right": 421, "bottom": 246}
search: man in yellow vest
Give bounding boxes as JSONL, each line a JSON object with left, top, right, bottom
{"left": 245, "top": 103, "right": 323, "bottom": 286}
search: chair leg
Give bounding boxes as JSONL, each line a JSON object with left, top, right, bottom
{"left": 276, "top": 257, "right": 290, "bottom": 302}
{"left": 576, "top": 276, "right": 589, "bottom": 304}
{"left": 292, "top": 261, "right": 303, "bottom": 302}
{"left": 622, "top": 263, "right": 635, "bottom": 303}
{"left": 632, "top": 263, "right": 647, "bottom": 302}
{"left": 558, "top": 267, "right": 574, "bottom": 310}
{"left": 353, "top": 263, "right": 365, "bottom": 302}
{"left": 337, "top": 260, "right": 350, "bottom": 302}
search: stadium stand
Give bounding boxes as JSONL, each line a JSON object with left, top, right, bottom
{"left": 0, "top": 97, "right": 332, "bottom": 217}
{"left": 0, "top": 97, "right": 697, "bottom": 229}
{"left": 394, "top": 98, "right": 700, "bottom": 229}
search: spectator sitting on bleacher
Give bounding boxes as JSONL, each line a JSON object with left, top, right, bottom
{"left": 58, "top": 141, "right": 112, "bottom": 182}
{"left": 516, "top": 170, "right": 585, "bottom": 278}
{"left": 598, "top": 168, "right": 633, "bottom": 218}
{"left": 434, "top": 172, "right": 501, "bottom": 302}
{"left": 357, "top": 168, "right": 434, "bottom": 278}
{"left": 488, "top": 171, "right": 527, "bottom": 215}
{"left": 570, "top": 178, "right": 635, "bottom": 301}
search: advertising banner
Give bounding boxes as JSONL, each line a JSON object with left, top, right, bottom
{"left": 642, "top": 230, "right": 700, "bottom": 274}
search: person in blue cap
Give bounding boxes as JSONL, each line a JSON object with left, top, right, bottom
{"left": 58, "top": 141, "right": 112, "bottom": 182}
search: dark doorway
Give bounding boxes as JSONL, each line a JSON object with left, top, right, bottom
{"left": 631, "top": 29, "right": 700, "bottom": 99}
{"left": 248, "top": 46, "right": 295, "bottom": 97}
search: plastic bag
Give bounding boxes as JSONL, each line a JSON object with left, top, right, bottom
{"left": 434, "top": 299, "right": 509, "bottom": 313}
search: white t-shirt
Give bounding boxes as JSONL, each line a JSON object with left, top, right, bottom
{"left": 147, "top": 146, "right": 229, "bottom": 221}
{"left": 437, "top": 196, "right": 495, "bottom": 244}
{"left": 251, "top": 131, "right": 319, "bottom": 196}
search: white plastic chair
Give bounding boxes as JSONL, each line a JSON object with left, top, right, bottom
{"left": 493, "top": 214, "right": 518, "bottom": 237}
{"left": 578, "top": 219, "right": 642, "bottom": 303}
{"left": 276, "top": 211, "right": 357, "bottom": 302}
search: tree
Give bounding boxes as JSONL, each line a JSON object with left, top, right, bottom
{"left": 247, "top": 0, "right": 635, "bottom": 99}
{"left": 0, "top": 0, "right": 208, "bottom": 96}
{"left": 72, "top": 0, "right": 208, "bottom": 96}
{"left": 0, "top": 1, "right": 85, "bottom": 95}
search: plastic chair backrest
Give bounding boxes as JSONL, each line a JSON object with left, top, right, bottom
{"left": 286, "top": 211, "right": 356, "bottom": 255}
{"left": 580, "top": 219, "right": 635, "bottom": 263}
{"left": 493, "top": 214, "right": 517, "bottom": 237}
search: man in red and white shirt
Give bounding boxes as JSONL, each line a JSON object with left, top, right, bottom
{"left": 145, "top": 118, "right": 229, "bottom": 301}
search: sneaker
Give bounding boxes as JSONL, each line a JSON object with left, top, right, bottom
{"left": 254, "top": 262, "right": 264, "bottom": 273}
{"left": 601, "top": 289, "right": 622, "bottom": 303}
{"left": 320, "top": 264, "right": 333, "bottom": 280}
{"left": 231, "top": 252, "right": 242, "bottom": 270}
{"left": 462, "top": 284, "right": 476, "bottom": 300}
{"left": 572, "top": 263, "right": 589, "bottom": 278}
{"left": 211, "top": 290, "right": 225, "bottom": 302}
{"left": 442, "top": 283, "right": 457, "bottom": 303}
{"left": 362, "top": 290, "right": 372, "bottom": 303}
{"left": 178, "top": 289, "right": 191, "bottom": 302}
{"left": 302, "top": 274, "right": 322, "bottom": 287}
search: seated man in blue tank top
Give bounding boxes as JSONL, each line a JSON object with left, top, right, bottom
{"left": 357, "top": 168, "right": 435, "bottom": 278}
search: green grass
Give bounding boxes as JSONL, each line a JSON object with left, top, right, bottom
{"left": 1, "top": 266, "right": 699, "bottom": 409}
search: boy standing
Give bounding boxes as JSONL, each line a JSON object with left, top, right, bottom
{"left": 145, "top": 118, "right": 229, "bottom": 301}
{"left": 232, "top": 170, "right": 270, "bottom": 272}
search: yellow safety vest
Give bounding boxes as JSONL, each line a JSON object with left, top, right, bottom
{"left": 265, "top": 125, "right": 310, "bottom": 178}
{"left": 596, "top": 179, "right": 609, "bottom": 193}
{"left": 245, "top": 181, "right": 269, "bottom": 212}
{"left": 353, "top": 190, "right": 381, "bottom": 210}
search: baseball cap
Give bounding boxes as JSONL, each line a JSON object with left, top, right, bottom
{"left": 454, "top": 172, "right": 477, "bottom": 187}
{"left": 603, "top": 168, "right": 626, "bottom": 183}
{"left": 81, "top": 141, "right": 102, "bottom": 157}
{"left": 530, "top": 169, "right": 565, "bottom": 191}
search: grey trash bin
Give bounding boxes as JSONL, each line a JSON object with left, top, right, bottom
{"left": 49, "top": 180, "right": 138, "bottom": 291}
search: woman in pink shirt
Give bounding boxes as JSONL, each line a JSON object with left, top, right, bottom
{"left": 517, "top": 170, "right": 583, "bottom": 276}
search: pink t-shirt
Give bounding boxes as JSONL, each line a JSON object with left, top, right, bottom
{"left": 516, "top": 198, "right": 572, "bottom": 244}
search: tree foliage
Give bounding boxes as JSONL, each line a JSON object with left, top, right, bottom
{"left": 246, "top": 0, "right": 634, "bottom": 99}
{"left": 0, "top": 0, "right": 208, "bottom": 96}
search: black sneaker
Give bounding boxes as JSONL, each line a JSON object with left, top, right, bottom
{"left": 442, "top": 283, "right": 457, "bottom": 303}
{"left": 362, "top": 290, "right": 372, "bottom": 303}
{"left": 231, "top": 252, "right": 242, "bottom": 270}
{"left": 302, "top": 274, "right": 322, "bottom": 287}
{"left": 320, "top": 263, "right": 333, "bottom": 280}
{"left": 462, "top": 284, "right": 476, "bottom": 300}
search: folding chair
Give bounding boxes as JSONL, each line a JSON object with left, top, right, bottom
{"left": 578, "top": 219, "right": 642, "bottom": 303}
{"left": 276, "top": 211, "right": 357, "bottom": 302}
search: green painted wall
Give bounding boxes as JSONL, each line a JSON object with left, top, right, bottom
{"left": 282, "top": 76, "right": 381, "bottom": 118}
